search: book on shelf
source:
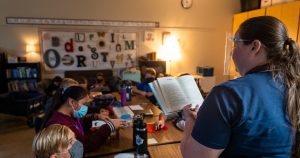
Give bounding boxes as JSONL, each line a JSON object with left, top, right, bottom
{"left": 7, "top": 80, "right": 38, "bottom": 92}
{"left": 6, "top": 69, "right": 12, "bottom": 79}
{"left": 149, "top": 75, "right": 204, "bottom": 115}
{"left": 12, "top": 68, "right": 19, "bottom": 79}
{"left": 25, "top": 67, "right": 31, "bottom": 78}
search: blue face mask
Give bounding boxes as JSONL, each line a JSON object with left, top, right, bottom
{"left": 69, "top": 140, "right": 84, "bottom": 158}
{"left": 73, "top": 105, "right": 88, "bottom": 118}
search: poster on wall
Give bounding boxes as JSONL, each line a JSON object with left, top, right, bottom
{"left": 40, "top": 30, "right": 138, "bottom": 71}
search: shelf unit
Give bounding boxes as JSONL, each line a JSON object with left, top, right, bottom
{"left": 1, "top": 62, "right": 41, "bottom": 93}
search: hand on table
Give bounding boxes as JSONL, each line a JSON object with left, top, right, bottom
{"left": 146, "top": 92, "right": 154, "bottom": 97}
{"left": 110, "top": 119, "right": 126, "bottom": 129}
{"left": 157, "top": 119, "right": 165, "bottom": 129}
{"left": 90, "top": 91, "right": 102, "bottom": 98}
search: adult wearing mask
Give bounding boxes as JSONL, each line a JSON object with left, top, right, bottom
{"left": 44, "top": 86, "right": 124, "bottom": 153}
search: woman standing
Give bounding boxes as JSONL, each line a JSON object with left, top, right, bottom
{"left": 181, "top": 16, "right": 299, "bottom": 158}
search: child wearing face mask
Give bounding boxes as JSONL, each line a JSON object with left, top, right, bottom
{"left": 43, "top": 86, "right": 125, "bottom": 153}
{"left": 90, "top": 72, "right": 111, "bottom": 94}
{"left": 33, "top": 124, "right": 83, "bottom": 158}
{"left": 132, "top": 68, "right": 167, "bottom": 129}
{"left": 132, "top": 68, "right": 157, "bottom": 103}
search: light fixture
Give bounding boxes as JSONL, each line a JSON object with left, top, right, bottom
{"left": 159, "top": 33, "right": 181, "bottom": 74}
{"left": 25, "top": 44, "right": 41, "bottom": 62}
{"left": 26, "top": 44, "right": 37, "bottom": 53}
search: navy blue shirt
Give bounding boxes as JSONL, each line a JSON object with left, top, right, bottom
{"left": 136, "top": 82, "right": 157, "bottom": 104}
{"left": 192, "top": 71, "right": 294, "bottom": 158}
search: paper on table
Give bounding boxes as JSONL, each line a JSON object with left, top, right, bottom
{"left": 114, "top": 153, "right": 134, "bottom": 158}
{"left": 129, "top": 105, "right": 144, "bottom": 111}
{"left": 148, "top": 138, "right": 158, "bottom": 145}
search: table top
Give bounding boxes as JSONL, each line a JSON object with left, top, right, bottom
{"left": 148, "top": 143, "right": 182, "bottom": 158}
{"left": 98, "top": 143, "right": 182, "bottom": 158}
{"left": 85, "top": 93, "right": 183, "bottom": 157}
{"left": 85, "top": 120, "right": 182, "bottom": 157}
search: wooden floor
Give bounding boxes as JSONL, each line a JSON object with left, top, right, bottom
{"left": 0, "top": 114, "right": 35, "bottom": 158}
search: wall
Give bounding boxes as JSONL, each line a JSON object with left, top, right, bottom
{"left": 0, "top": 0, "right": 240, "bottom": 83}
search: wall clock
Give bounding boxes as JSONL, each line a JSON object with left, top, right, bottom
{"left": 181, "top": 0, "right": 193, "bottom": 9}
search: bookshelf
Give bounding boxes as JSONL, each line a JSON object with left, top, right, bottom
{"left": 2, "top": 63, "right": 41, "bottom": 93}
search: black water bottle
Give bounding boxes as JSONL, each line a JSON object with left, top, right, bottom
{"left": 134, "top": 116, "right": 147, "bottom": 157}
{"left": 133, "top": 115, "right": 141, "bottom": 146}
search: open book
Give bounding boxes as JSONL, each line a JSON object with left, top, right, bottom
{"left": 149, "top": 75, "right": 204, "bottom": 115}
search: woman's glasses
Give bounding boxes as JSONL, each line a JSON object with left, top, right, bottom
{"left": 229, "top": 37, "right": 251, "bottom": 47}
{"left": 224, "top": 33, "right": 250, "bottom": 75}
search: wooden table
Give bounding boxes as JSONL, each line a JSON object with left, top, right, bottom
{"left": 98, "top": 143, "right": 182, "bottom": 158}
{"left": 148, "top": 143, "right": 182, "bottom": 158}
{"left": 85, "top": 93, "right": 183, "bottom": 157}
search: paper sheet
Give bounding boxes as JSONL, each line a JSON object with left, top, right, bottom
{"left": 129, "top": 105, "right": 144, "bottom": 111}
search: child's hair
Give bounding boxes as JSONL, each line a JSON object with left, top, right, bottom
{"left": 177, "top": 73, "right": 191, "bottom": 77}
{"left": 59, "top": 78, "right": 79, "bottom": 90}
{"left": 75, "top": 76, "right": 87, "bottom": 85}
{"left": 96, "top": 72, "right": 104, "bottom": 78}
{"left": 145, "top": 68, "right": 156, "bottom": 77}
{"left": 33, "top": 124, "right": 71, "bottom": 158}
{"left": 51, "top": 76, "right": 63, "bottom": 84}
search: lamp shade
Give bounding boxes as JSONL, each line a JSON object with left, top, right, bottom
{"left": 161, "top": 35, "right": 181, "bottom": 61}
{"left": 26, "top": 44, "right": 36, "bottom": 53}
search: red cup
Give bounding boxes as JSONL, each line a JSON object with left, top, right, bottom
{"left": 147, "top": 123, "right": 155, "bottom": 133}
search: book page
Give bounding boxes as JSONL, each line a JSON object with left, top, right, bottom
{"left": 149, "top": 81, "right": 168, "bottom": 114}
{"left": 157, "top": 77, "right": 189, "bottom": 113}
{"left": 177, "top": 75, "right": 204, "bottom": 108}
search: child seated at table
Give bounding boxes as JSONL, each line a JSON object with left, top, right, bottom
{"left": 132, "top": 68, "right": 166, "bottom": 128}
{"left": 33, "top": 124, "right": 83, "bottom": 158}
{"left": 90, "top": 72, "right": 111, "bottom": 94}
{"left": 43, "top": 86, "right": 125, "bottom": 152}
{"left": 132, "top": 67, "right": 157, "bottom": 104}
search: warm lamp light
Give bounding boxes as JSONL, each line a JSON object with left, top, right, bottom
{"left": 25, "top": 44, "right": 41, "bottom": 62}
{"left": 26, "top": 44, "right": 37, "bottom": 53}
{"left": 161, "top": 35, "right": 181, "bottom": 61}
{"left": 160, "top": 34, "right": 181, "bottom": 74}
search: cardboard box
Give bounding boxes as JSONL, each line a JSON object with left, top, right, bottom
{"left": 272, "top": 0, "right": 295, "bottom": 6}
{"left": 261, "top": 0, "right": 272, "bottom": 8}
